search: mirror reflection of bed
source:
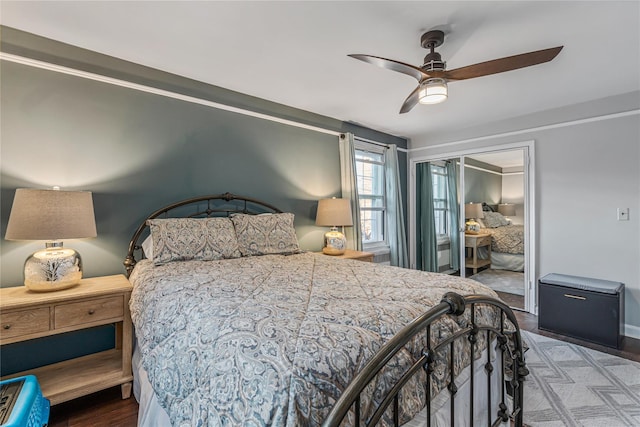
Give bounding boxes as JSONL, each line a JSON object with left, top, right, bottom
{"left": 465, "top": 150, "right": 526, "bottom": 310}
{"left": 468, "top": 204, "right": 525, "bottom": 309}
{"left": 415, "top": 149, "right": 528, "bottom": 310}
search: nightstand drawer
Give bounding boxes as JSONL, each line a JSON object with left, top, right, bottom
{"left": 478, "top": 235, "right": 491, "bottom": 246}
{"left": 54, "top": 296, "right": 124, "bottom": 329}
{"left": 469, "top": 235, "right": 491, "bottom": 246}
{"left": 1, "top": 307, "right": 50, "bottom": 339}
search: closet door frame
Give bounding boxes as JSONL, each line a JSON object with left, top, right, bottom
{"left": 409, "top": 140, "right": 537, "bottom": 314}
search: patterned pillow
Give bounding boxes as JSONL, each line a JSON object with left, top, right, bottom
{"left": 231, "top": 213, "right": 301, "bottom": 256}
{"left": 482, "top": 211, "right": 510, "bottom": 228}
{"left": 148, "top": 218, "right": 241, "bottom": 265}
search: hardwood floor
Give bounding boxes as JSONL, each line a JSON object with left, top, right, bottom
{"left": 48, "top": 386, "right": 138, "bottom": 427}
{"left": 46, "top": 311, "right": 639, "bottom": 426}
{"left": 495, "top": 290, "right": 524, "bottom": 310}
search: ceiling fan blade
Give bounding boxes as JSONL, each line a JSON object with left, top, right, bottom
{"left": 399, "top": 86, "right": 421, "bottom": 114}
{"left": 348, "top": 54, "right": 430, "bottom": 82}
{"left": 443, "top": 46, "right": 563, "bottom": 81}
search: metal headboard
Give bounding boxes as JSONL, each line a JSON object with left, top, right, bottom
{"left": 322, "top": 292, "right": 529, "bottom": 427}
{"left": 123, "top": 192, "right": 282, "bottom": 276}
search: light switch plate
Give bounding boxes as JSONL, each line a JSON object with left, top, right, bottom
{"left": 617, "top": 208, "right": 629, "bottom": 221}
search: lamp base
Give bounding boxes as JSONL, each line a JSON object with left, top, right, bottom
{"left": 24, "top": 244, "right": 83, "bottom": 292}
{"left": 322, "top": 229, "right": 347, "bottom": 255}
{"left": 465, "top": 219, "right": 481, "bottom": 235}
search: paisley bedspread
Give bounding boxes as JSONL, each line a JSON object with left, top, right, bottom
{"left": 485, "top": 224, "right": 525, "bottom": 254}
{"left": 129, "top": 252, "right": 500, "bottom": 426}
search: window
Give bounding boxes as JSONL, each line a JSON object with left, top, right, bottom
{"left": 430, "top": 163, "right": 449, "bottom": 237}
{"left": 355, "top": 142, "right": 386, "bottom": 248}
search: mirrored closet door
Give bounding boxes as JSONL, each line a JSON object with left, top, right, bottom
{"left": 463, "top": 150, "right": 526, "bottom": 310}
{"left": 410, "top": 145, "right": 533, "bottom": 312}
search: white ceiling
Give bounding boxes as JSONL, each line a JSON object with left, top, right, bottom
{"left": 1, "top": 1, "right": 639, "bottom": 144}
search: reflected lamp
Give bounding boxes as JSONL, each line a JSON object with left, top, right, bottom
{"left": 5, "top": 188, "right": 97, "bottom": 292}
{"left": 315, "top": 198, "right": 353, "bottom": 255}
{"left": 464, "top": 203, "right": 484, "bottom": 234}
{"left": 498, "top": 203, "right": 516, "bottom": 222}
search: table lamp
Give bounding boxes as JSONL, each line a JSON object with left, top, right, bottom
{"left": 464, "top": 203, "right": 484, "bottom": 234}
{"left": 315, "top": 198, "right": 353, "bottom": 255}
{"left": 498, "top": 203, "right": 516, "bottom": 222}
{"left": 5, "top": 188, "right": 97, "bottom": 292}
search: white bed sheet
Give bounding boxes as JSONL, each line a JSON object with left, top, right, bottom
{"left": 133, "top": 342, "right": 171, "bottom": 426}
{"left": 477, "top": 247, "right": 524, "bottom": 272}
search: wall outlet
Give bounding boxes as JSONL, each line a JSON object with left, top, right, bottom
{"left": 617, "top": 208, "right": 629, "bottom": 221}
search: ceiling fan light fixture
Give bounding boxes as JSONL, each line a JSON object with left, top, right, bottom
{"left": 418, "top": 78, "right": 448, "bottom": 105}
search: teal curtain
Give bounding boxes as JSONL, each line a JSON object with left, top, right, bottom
{"left": 384, "top": 144, "right": 408, "bottom": 268}
{"left": 445, "top": 161, "right": 460, "bottom": 271}
{"left": 415, "top": 162, "right": 438, "bottom": 272}
{"left": 339, "top": 133, "right": 362, "bottom": 251}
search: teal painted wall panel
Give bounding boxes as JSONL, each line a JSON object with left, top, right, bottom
{"left": 0, "top": 325, "right": 116, "bottom": 376}
{"left": 0, "top": 60, "right": 341, "bottom": 284}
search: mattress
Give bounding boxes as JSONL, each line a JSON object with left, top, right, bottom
{"left": 476, "top": 248, "right": 525, "bottom": 272}
{"left": 129, "top": 252, "right": 503, "bottom": 426}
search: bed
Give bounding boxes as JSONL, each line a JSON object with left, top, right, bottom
{"left": 478, "top": 209, "right": 525, "bottom": 272}
{"left": 124, "top": 193, "right": 528, "bottom": 426}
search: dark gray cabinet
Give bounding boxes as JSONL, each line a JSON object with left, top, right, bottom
{"left": 538, "top": 273, "right": 624, "bottom": 349}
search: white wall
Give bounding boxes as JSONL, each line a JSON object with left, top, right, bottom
{"left": 502, "top": 168, "right": 524, "bottom": 225}
{"left": 408, "top": 93, "right": 640, "bottom": 337}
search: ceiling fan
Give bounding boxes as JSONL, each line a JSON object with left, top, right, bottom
{"left": 349, "top": 30, "right": 563, "bottom": 113}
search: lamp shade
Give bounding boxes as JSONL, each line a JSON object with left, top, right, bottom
{"left": 418, "top": 78, "right": 448, "bottom": 105}
{"left": 316, "top": 198, "right": 353, "bottom": 227}
{"left": 5, "top": 188, "right": 97, "bottom": 241}
{"left": 498, "top": 203, "right": 516, "bottom": 217}
{"left": 464, "top": 203, "right": 484, "bottom": 220}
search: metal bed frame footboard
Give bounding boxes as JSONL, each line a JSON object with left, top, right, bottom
{"left": 323, "top": 292, "right": 529, "bottom": 427}
{"left": 124, "top": 192, "right": 282, "bottom": 277}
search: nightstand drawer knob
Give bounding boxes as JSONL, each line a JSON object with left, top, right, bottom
{"left": 3, "top": 324, "right": 10, "bottom": 330}
{"left": 88, "top": 309, "right": 95, "bottom": 315}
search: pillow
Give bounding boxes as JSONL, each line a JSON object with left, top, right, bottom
{"left": 481, "top": 211, "right": 510, "bottom": 228}
{"left": 147, "top": 217, "right": 241, "bottom": 265}
{"left": 231, "top": 213, "right": 301, "bottom": 256}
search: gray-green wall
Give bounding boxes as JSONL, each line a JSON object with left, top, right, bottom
{"left": 463, "top": 158, "right": 502, "bottom": 206}
{"left": 0, "top": 26, "right": 408, "bottom": 286}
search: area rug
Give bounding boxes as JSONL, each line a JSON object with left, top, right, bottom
{"left": 521, "top": 330, "right": 640, "bottom": 426}
{"left": 470, "top": 268, "right": 525, "bottom": 295}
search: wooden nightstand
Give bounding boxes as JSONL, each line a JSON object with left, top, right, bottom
{"left": 465, "top": 233, "right": 492, "bottom": 274}
{"left": 0, "top": 275, "right": 133, "bottom": 405}
{"left": 318, "top": 249, "right": 374, "bottom": 262}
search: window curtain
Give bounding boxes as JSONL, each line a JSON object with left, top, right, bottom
{"left": 384, "top": 144, "right": 408, "bottom": 268}
{"left": 445, "top": 161, "right": 460, "bottom": 271}
{"left": 415, "top": 162, "right": 438, "bottom": 272}
{"left": 339, "top": 133, "right": 362, "bottom": 251}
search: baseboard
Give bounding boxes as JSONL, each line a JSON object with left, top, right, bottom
{"left": 624, "top": 323, "right": 640, "bottom": 340}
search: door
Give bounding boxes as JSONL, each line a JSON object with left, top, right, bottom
{"left": 410, "top": 142, "right": 535, "bottom": 313}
